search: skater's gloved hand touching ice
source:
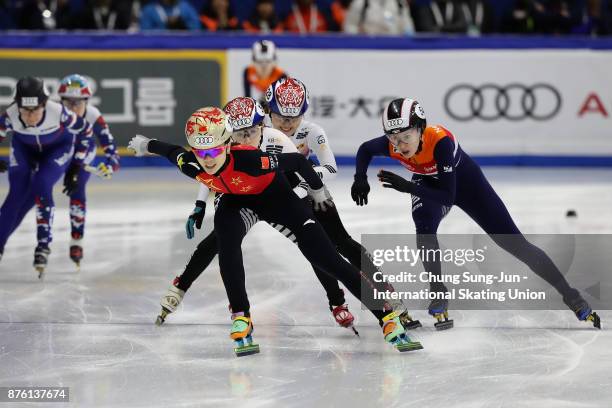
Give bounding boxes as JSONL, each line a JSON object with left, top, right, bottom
{"left": 311, "top": 186, "right": 334, "bottom": 212}
{"left": 351, "top": 174, "right": 370, "bottom": 206}
{"left": 63, "top": 163, "right": 81, "bottom": 195}
{"left": 378, "top": 169, "right": 414, "bottom": 194}
{"left": 128, "top": 135, "right": 153, "bottom": 157}
{"left": 186, "top": 200, "right": 206, "bottom": 239}
{"left": 0, "top": 159, "right": 7, "bottom": 173}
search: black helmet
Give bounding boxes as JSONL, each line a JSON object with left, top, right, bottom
{"left": 15, "top": 76, "right": 49, "bottom": 109}
{"left": 382, "top": 98, "right": 426, "bottom": 135}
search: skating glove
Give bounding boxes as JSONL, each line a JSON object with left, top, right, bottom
{"left": 63, "top": 163, "right": 81, "bottom": 196}
{"left": 351, "top": 174, "right": 370, "bottom": 206}
{"left": 186, "top": 200, "right": 206, "bottom": 239}
{"left": 0, "top": 159, "right": 7, "bottom": 173}
{"left": 99, "top": 152, "right": 120, "bottom": 179}
{"left": 378, "top": 170, "right": 414, "bottom": 194}
{"left": 311, "top": 186, "right": 334, "bottom": 212}
{"left": 128, "top": 134, "right": 153, "bottom": 157}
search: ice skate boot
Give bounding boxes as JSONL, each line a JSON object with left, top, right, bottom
{"left": 398, "top": 310, "right": 422, "bottom": 330}
{"left": 33, "top": 246, "right": 50, "bottom": 279}
{"left": 386, "top": 299, "right": 421, "bottom": 330}
{"left": 155, "top": 278, "right": 185, "bottom": 326}
{"left": 428, "top": 298, "right": 454, "bottom": 330}
{"left": 563, "top": 290, "right": 601, "bottom": 329}
{"left": 331, "top": 304, "right": 359, "bottom": 336}
{"left": 382, "top": 311, "right": 423, "bottom": 352}
{"left": 69, "top": 239, "right": 83, "bottom": 269}
{"left": 230, "top": 312, "right": 260, "bottom": 357}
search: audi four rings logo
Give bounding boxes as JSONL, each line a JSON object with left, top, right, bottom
{"left": 231, "top": 118, "right": 252, "bottom": 127}
{"left": 195, "top": 136, "right": 214, "bottom": 145}
{"left": 387, "top": 118, "right": 404, "bottom": 127}
{"left": 444, "top": 83, "right": 562, "bottom": 121}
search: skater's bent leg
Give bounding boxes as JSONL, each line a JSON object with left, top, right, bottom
{"left": 311, "top": 265, "right": 346, "bottom": 306}
{"left": 412, "top": 189, "right": 448, "bottom": 293}
{"left": 0, "top": 143, "right": 35, "bottom": 251}
{"left": 176, "top": 230, "right": 219, "bottom": 291}
{"left": 214, "top": 201, "right": 251, "bottom": 315}
{"left": 69, "top": 166, "right": 91, "bottom": 240}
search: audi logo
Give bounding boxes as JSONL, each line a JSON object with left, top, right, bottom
{"left": 231, "top": 118, "right": 252, "bottom": 127}
{"left": 444, "top": 83, "right": 562, "bottom": 121}
{"left": 194, "top": 136, "right": 214, "bottom": 145}
{"left": 387, "top": 118, "right": 404, "bottom": 128}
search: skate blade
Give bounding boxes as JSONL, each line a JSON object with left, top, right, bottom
{"left": 402, "top": 320, "right": 422, "bottom": 330}
{"left": 234, "top": 344, "right": 260, "bottom": 357}
{"left": 396, "top": 341, "right": 423, "bottom": 352}
{"left": 587, "top": 312, "right": 601, "bottom": 329}
{"left": 155, "top": 309, "right": 169, "bottom": 326}
{"left": 35, "top": 266, "right": 45, "bottom": 279}
{"left": 434, "top": 320, "right": 454, "bottom": 331}
{"left": 350, "top": 326, "right": 360, "bottom": 336}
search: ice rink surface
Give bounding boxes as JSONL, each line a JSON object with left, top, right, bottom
{"left": 0, "top": 167, "right": 611, "bottom": 407}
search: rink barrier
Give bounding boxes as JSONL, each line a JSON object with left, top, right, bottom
{"left": 1, "top": 33, "right": 612, "bottom": 50}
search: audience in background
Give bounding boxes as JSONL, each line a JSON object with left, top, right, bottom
{"left": 330, "top": 0, "right": 352, "bottom": 30}
{"left": 200, "top": 0, "right": 238, "bottom": 31}
{"left": 1, "top": 0, "right": 611, "bottom": 36}
{"left": 242, "top": 0, "right": 283, "bottom": 33}
{"left": 75, "top": 0, "right": 133, "bottom": 30}
{"left": 140, "top": 0, "right": 201, "bottom": 30}
{"left": 344, "top": 0, "right": 416, "bottom": 35}
{"left": 284, "top": 0, "right": 328, "bottom": 33}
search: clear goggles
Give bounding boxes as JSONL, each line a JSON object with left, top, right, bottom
{"left": 386, "top": 127, "right": 420, "bottom": 145}
{"left": 232, "top": 126, "right": 261, "bottom": 142}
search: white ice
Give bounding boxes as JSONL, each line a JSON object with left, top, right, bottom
{"left": 0, "top": 167, "right": 611, "bottom": 408}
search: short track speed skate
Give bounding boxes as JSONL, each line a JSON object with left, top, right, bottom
{"left": 231, "top": 313, "right": 260, "bottom": 357}
{"left": 33, "top": 246, "right": 50, "bottom": 279}
{"left": 564, "top": 290, "right": 601, "bottom": 329}
{"left": 69, "top": 240, "right": 83, "bottom": 270}
{"left": 429, "top": 299, "right": 454, "bottom": 330}
{"left": 155, "top": 279, "right": 185, "bottom": 326}
{"left": 382, "top": 311, "right": 423, "bottom": 352}
{"left": 331, "top": 303, "right": 359, "bottom": 336}
{"left": 399, "top": 310, "right": 422, "bottom": 330}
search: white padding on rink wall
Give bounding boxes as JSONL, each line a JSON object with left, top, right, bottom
{"left": 228, "top": 49, "right": 612, "bottom": 158}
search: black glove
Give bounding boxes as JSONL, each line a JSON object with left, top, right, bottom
{"left": 0, "top": 160, "right": 7, "bottom": 173}
{"left": 185, "top": 200, "right": 206, "bottom": 239}
{"left": 377, "top": 169, "right": 414, "bottom": 193}
{"left": 63, "top": 164, "right": 81, "bottom": 196}
{"left": 351, "top": 174, "right": 370, "bottom": 206}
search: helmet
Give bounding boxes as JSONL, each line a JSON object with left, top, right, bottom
{"left": 58, "top": 74, "right": 92, "bottom": 99}
{"left": 265, "top": 77, "right": 309, "bottom": 117}
{"left": 223, "top": 97, "right": 265, "bottom": 131}
{"left": 14, "top": 76, "right": 49, "bottom": 108}
{"left": 252, "top": 40, "right": 277, "bottom": 63}
{"left": 185, "top": 107, "right": 233, "bottom": 149}
{"left": 382, "top": 98, "right": 426, "bottom": 135}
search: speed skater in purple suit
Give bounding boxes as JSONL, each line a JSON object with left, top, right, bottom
{"left": 5, "top": 74, "right": 120, "bottom": 268}
{"left": 0, "top": 77, "right": 93, "bottom": 277}
{"left": 351, "top": 97, "right": 600, "bottom": 330}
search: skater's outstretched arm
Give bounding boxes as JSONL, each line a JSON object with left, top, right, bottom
{"left": 355, "top": 135, "right": 390, "bottom": 177}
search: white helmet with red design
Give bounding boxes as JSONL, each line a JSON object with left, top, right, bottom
{"left": 58, "top": 74, "right": 92, "bottom": 99}
{"left": 265, "top": 77, "right": 309, "bottom": 117}
{"left": 223, "top": 97, "right": 266, "bottom": 130}
{"left": 184, "top": 106, "right": 233, "bottom": 149}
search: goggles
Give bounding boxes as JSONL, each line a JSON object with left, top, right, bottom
{"left": 386, "top": 128, "right": 420, "bottom": 146}
{"left": 232, "top": 126, "right": 261, "bottom": 142}
{"left": 192, "top": 146, "right": 226, "bottom": 159}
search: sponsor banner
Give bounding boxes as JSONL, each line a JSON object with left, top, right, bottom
{"left": 228, "top": 49, "right": 612, "bottom": 157}
{"left": 0, "top": 50, "right": 226, "bottom": 147}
